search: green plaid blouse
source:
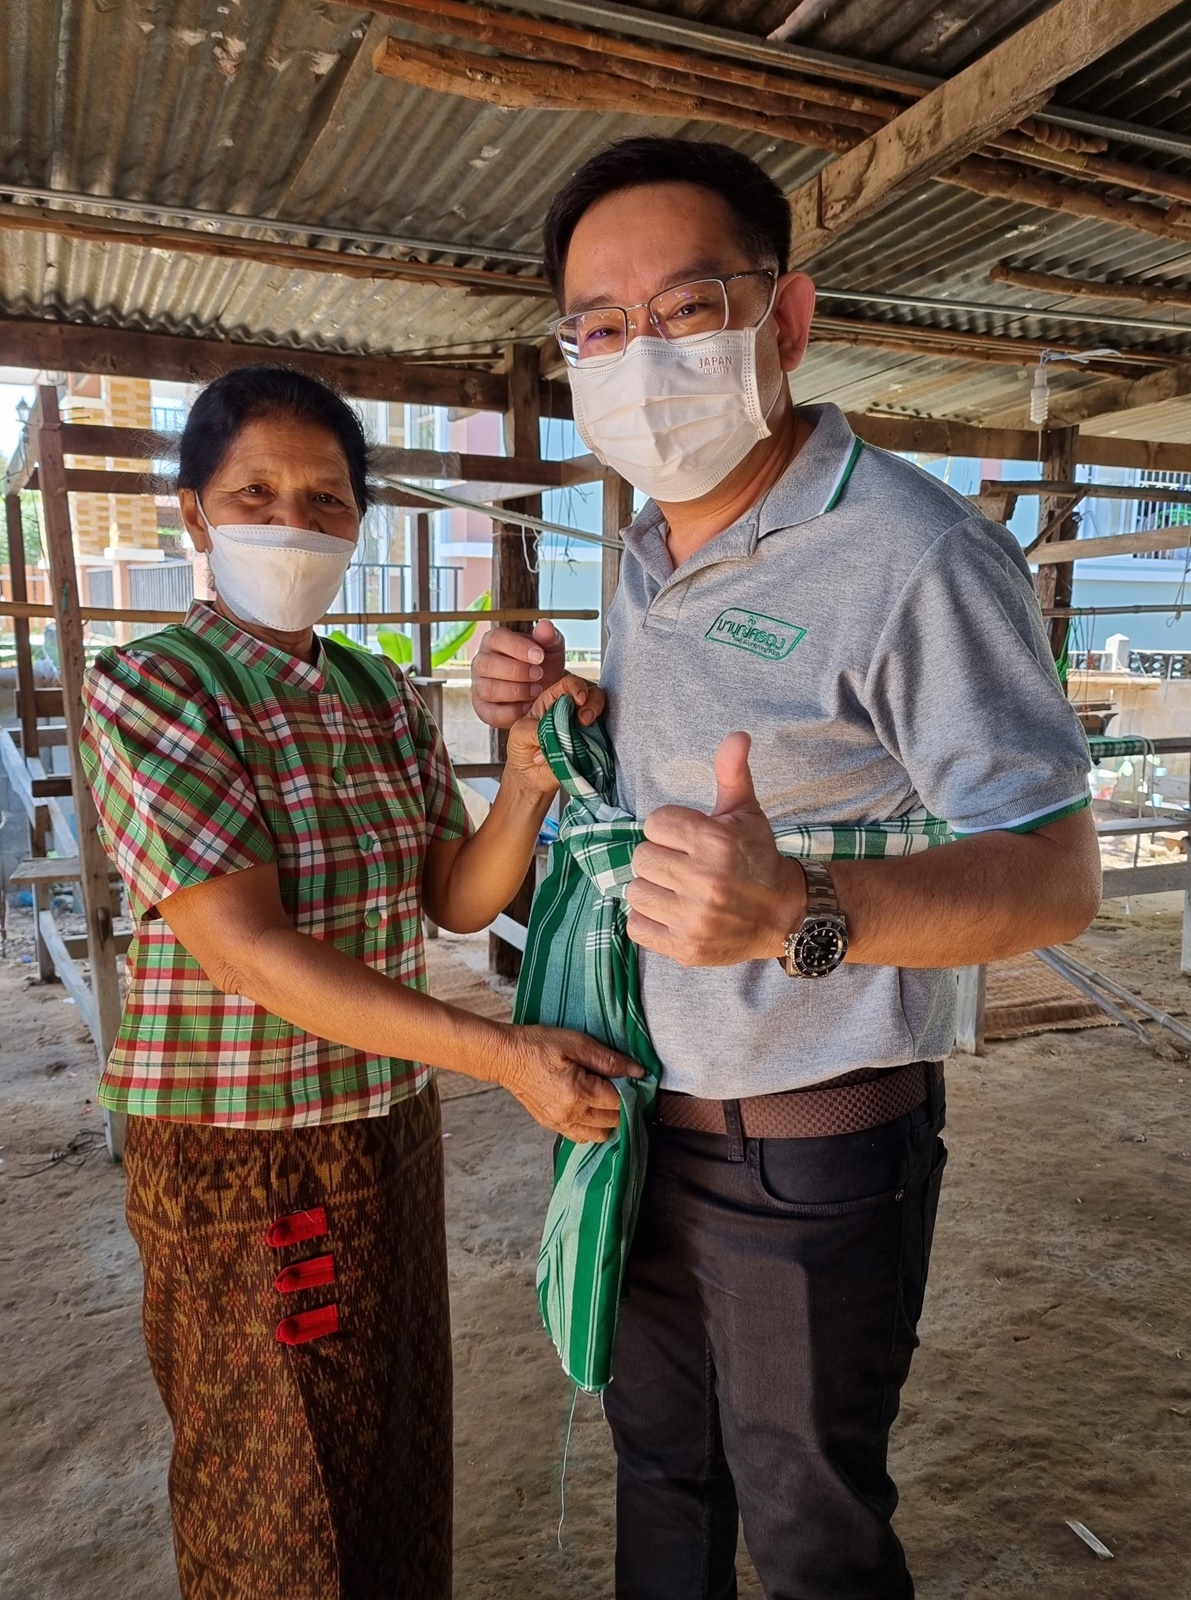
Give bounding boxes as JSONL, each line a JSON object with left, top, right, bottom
{"left": 80, "top": 602, "right": 468, "bottom": 1129}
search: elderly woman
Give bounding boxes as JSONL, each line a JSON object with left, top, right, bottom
{"left": 79, "top": 364, "right": 635, "bottom": 1600}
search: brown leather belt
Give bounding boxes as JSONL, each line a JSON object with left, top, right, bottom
{"left": 655, "top": 1061, "right": 939, "bottom": 1140}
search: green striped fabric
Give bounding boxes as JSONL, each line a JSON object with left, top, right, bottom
{"left": 515, "top": 697, "right": 954, "bottom": 1392}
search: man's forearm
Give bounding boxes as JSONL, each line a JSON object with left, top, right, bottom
{"left": 808, "top": 812, "right": 1101, "bottom": 969}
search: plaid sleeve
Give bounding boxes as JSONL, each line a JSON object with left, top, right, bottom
{"left": 80, "top": 648, "right": 276, "bottom": 921}
{"left": 401, "top": 676, "right": 471, "bottom": 844}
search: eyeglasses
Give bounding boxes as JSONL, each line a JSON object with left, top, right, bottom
{"left": 551, "top": 270, "right": 777, "bottom": 368}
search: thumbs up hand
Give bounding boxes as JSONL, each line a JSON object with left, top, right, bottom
{"left": 625, "top": 733, "right": 806, "bottom": 968}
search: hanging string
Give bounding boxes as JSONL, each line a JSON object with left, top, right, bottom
{"left": 557, "top": 1382, "right": 580, "bottom": 1551}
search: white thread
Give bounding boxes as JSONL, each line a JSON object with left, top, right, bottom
{"left": 557, "top": 1382, "right": 580, "bottom": 1550}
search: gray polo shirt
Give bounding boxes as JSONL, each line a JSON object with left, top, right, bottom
{"left": 601, "top": 403, "right": 1091, "bottom": 1096}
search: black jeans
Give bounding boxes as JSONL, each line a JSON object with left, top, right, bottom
{"left": 602, "top": 1072, "right": 947, "bottom": 1600}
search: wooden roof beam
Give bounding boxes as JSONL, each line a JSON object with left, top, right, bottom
{"left": 787, "top": 0, "right": 1186, "bottom": 264}
{"left": 845, "top": 413, "right": 1191, "bottom": 474}
{"left": 0, "top": 316, "right": 572, "bottom": 416}
{"left": 990, "top": 262, "right": 1191, "bottom": 312}
{"left": 986, "top": 362, "right": 1191, "bottom": 429}
{"left": 0, "top": 201, "right": 549, "bottom": 298}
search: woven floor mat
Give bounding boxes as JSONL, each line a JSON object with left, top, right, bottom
{"left": 983, "top": 953, "right": 1115, "bottom": 1040}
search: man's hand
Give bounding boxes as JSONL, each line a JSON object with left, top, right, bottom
{"left": 625, "top": 732, "right": 804, "bottom": 967}
{"left": 505, "top": 678, "right": 607, "bottom": 798}
{"left": 472, "top": 619, "right": 568, "bottom": 729}
{"left": 503, "top": 1024, "right": 642, "bottom": 1144}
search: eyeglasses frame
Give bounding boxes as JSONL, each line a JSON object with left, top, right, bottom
{"left": 550, "top": 269, "right": 779, "bottom": 367}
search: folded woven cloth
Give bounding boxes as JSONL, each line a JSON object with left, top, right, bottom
{"left": 515, "top": 696, "right": 953, "bottom": 1392}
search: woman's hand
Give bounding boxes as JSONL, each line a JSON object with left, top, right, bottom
{"left": 500, "top": 1024, "right": 642, "bottom": 1143}
{"left": 504, "top": 675, "right": 607, "bottom": 800}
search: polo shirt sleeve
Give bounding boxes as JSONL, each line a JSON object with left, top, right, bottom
{"left": 861, "top": 518, "right": 1091, "bottom": 835}
{"left": 81, "top": 648, "right": 277, "bottom": 921}
{"left": 402, "top": 679, "right": 472, "bottom": 845}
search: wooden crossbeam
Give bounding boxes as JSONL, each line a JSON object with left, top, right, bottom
{"left": 1032, "top": 528, "right": 1191, "bottom": 563}
{"left": 990, "top": 360, "right": 1191, "bottom": 429}
{"left": 844, "top": 414, "right": 1191, "bottom": 474}
{"left": 990, "top": 262, "right": 1191, "bottom": 312}
{"left": 0, "top": 316, "right": 572, "bottom": 415}
{"left": 787, "top": 0, "right": 1185, "bottom": 263}
{"left": 0, "top": 200, "right": 549, "bottom": 297}
{"left": 992, "top": 480, "right": 1191, "bottom": 504}
{"left": 0, "top": 600, "right": 596, "bottom": 626}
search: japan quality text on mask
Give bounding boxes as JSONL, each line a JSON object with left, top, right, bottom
{"left": 198, "top": 501, "right": 357, "bottom": 632}
{"left": 568, "top": 321, "right": 783, "bottom": 503}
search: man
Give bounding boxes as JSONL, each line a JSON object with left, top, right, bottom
{"left": 473, "top": 137, "right": 1099, "bottom": 1599}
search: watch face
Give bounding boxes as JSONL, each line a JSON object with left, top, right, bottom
{"left": 792, "top": 919, "right": 848, "bottom": 978}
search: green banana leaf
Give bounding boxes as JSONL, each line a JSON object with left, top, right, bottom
{"left": 327, "top": 589, "right": 491, "bottom": 670}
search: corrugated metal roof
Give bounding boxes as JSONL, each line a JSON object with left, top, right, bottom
{"left": 3, "top": 0, "right": 1191, "bottom": 432}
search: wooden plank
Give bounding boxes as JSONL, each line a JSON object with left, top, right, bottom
{"left": 30, "top": 774, "right": 74, "bottom": 798}
{"left": 489, "top": 912, "right": 528, "bottom": 954}
{"left": 37, "top": 909, "right": 97, "bottom": 1038}
{"left": 1033, "top": 528, "right": 1191, "bottom": 563}
{"left": 0, "top": 199, "right": 548, "bottom": 297}
{"left": 997, "top": 480, "right": 1191, "bottom": 504}
{"left": 10, "top": 856, "right": 83, "bottom": 884}
{"left": 1102, "top": 862, "right": 1191, "bottom": 896}
{"left": 1034, "top": 428, "right": 1080, "bottom": 660}
{"left": 990, "top": 261, "right": 1191, "bottom": 312}
{"left": 35, "top": 687, "right": 63, "bottom": 716}
{"left": 601, "top": 469, "right": 633, "bottom": 653}
{"left": 490, "top": 343, "right": 543, "bottom": 982}
{"left": 989, "top": 359, "right": 1191, "bottom": 430}
{"left": 1096, "top": 817, "right": 1191, "bottom": 837}
{"left": 34, "top": 386, "right": 125, "bottom": 1098}
{"left": 787, "top": 0, "right": 1183, "bottom": 262}
{"left": 0, "top": 316, "right": 575, "bottom": 415}
{"left": 846, "top": 412, "right": 1191, "bottom": 474}
{"left": 6, "top": 490, "right": 41, "bottom": 762}
{"left": 0, "top": 726, "right": 37, "bottom": 819}
{"left": 1, "top": 600, "right": 597, "bottom": 626}
{"left": 371, "top": 34, "right": 865, "bottom": 150}
{"left": 410, "top": 511, "right": 433, "bottom": 678}
{"left": 63, "top": 932, "right": 133, "bottom": 960}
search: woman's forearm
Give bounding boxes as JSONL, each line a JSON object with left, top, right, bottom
{"left": 426, "top": 771, "right": 553, "bottom": 933}
{"left": 223, "top": 919, "right": 515, "bottom": 1079}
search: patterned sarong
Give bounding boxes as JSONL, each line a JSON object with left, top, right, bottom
{"left": 516, "top": 697, "right": 954, "bottom": 1392}
{"left": 123, "top": 1085, "right": 451, "bottom": 1599}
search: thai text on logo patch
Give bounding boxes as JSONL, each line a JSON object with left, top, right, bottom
{"left": 706, "top": 608, "right": 806, "bottom": 661}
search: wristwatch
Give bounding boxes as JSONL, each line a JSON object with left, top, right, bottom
{"left": 779, "top": 862, "right": 848, "bottom": 979}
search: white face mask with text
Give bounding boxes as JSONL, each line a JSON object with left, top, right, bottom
{"left": 198, "top": 500, "right": 356, "bottom": 633}
{"left": 568, "top": 320, "right": 783, "bottom": 503}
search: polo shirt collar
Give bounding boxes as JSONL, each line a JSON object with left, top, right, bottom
{"left": 182, "top": 601, "right": 328, "bottom": 691}
{"left": 620, "top": 403, "right": 861, "bottom": 586}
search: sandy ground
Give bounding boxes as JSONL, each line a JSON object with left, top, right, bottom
{"left": 2, "top": 907, "right": 1190, "bottom": 1599}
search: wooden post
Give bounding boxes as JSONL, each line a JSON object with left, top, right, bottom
{"left": 601, "top": 469, "right": 633, "bottom": 654}
{"left": 489, "top": 343, "right": 542, "bottom": 979}
{"left": 410, "top": 511, "right": 433, "bottom": 678}
{"left": 411, "top": 514, "right": 441, "bottom": 942}
{"left": 7, "top": 483, "right": 54, "bottom": 981}
{"left": 1032, "top": 426, "right": 1080, "bottom": 663}
{"left": 36, "top": 386, "right": 126, "bottom": 1159}
{"left": 6, "top": 491, "right": 41, "bottom": 761}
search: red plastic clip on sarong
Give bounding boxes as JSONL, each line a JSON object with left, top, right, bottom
{"left": 275, "top": 1304, "right": 340, "bottom": 1345}
{"left": 266, "top": 1207, "right": 329, "bottom": 1249}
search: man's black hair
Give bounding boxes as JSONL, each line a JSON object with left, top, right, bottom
{"left": 542, "top": 137, "right": 792, "bottom": 302}
{"left": 177, "top": 364, "right": 371, "bottom": 512}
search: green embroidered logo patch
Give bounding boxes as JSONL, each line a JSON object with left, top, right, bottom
{"left": 706, "top": 608, "right": 806, "bottom": 661}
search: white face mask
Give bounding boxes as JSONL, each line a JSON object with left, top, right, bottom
{"left": 568, "top": 321, "right": 784, "bottom": 503}
{"left": 198, "top": 500, "right": 357, "bottom": 633}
